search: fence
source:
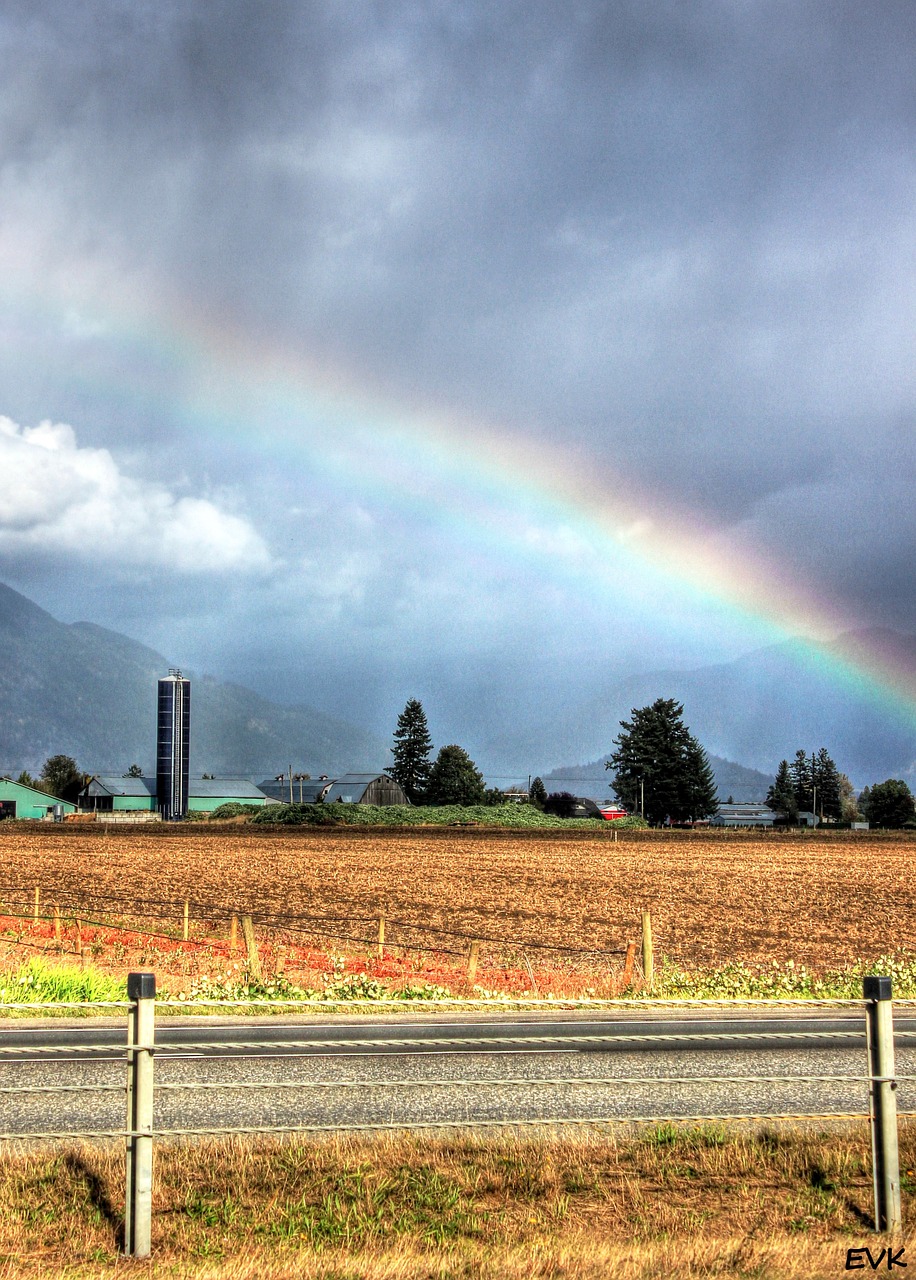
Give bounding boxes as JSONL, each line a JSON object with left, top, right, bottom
{"left": 0, "top": 975, "right": 910, "bottom": 1257}
{"left": 0, "top": 885, "right": 640, "bottom": 980}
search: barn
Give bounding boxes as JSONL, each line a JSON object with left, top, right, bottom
{"left": 322, "top": 773, "right": 409, "bottom": 806}
{"left": 79, "top": 776, "right": 271, "bottom": 816}
{"left": 0, "top": 779, "right": 77, "bottom": 821}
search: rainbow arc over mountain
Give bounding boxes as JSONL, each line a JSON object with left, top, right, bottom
{"left": 8, "top": 278, "right": 916, "bottom": 732}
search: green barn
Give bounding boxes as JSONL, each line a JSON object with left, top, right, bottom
{"left": 0, "top": 779, "right": 77, "bottom": 821}
{"left": 78, "top": 776, "right": 271, "bottom": 816}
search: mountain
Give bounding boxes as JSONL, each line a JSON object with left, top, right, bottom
{"left": 0, "top": 582, "right": 388, "bottom": 777}
{"left": 542, "top": 754, "right": 773, "bottom": 804}
{"left": 535, "top": 632, "right": 916, "bottom": 791}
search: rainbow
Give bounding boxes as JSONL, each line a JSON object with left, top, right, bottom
{"left": 2, "top": 262, "right": 915, "bottom": 733}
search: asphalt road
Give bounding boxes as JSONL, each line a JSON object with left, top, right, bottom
{"left": 0, "top": 1010, "right": 911, "bottom": 1137}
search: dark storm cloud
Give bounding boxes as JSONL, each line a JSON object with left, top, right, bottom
{"left": 1, "top": 1, "right": 915, "bottom": 649}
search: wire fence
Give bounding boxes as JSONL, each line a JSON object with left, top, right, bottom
{"left": 0, "top": 885, "right": 634, "bottom": 982}
{"left": 0, "top": 973, "right": 908, "bottom": 1257}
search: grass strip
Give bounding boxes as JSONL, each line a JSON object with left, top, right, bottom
{"left": 0, "top": 1124, "right": 910, "bottom": 1278}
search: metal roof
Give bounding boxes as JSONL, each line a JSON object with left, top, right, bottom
{"left": 323, "top": 773, "right": 398, "bottom": 804}
{"left": 257, "top": 780, "right": 334, "bottom": 803}
{"left": 83, "top": 776, "right": 156, "bottom": 798}
{"left": 189, "top": 779, "right": 269, "bottom": 799}
{"left": 82, "top": 776, "right": 268, "bottom": 800}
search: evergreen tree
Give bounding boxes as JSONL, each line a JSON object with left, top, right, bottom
{"left": 425, "top": 745, "right": 486, "bottom": 806}
{"left": 811, "top": 747, "right": 841, "bottom": 820}
{"left": 606, "top": 698, "right": 718, "bottom": 824}
{"left": 859, "top": 779, "right": 916, "bottom": 829}
{"left": 389, "top": 698, "right": 433, "bottom": 803}
{"left": 529, "top": 777, "right": 548, "bottom": 809}
{"left": 789, "top": 749, "right": 812, "bottom": 812}
{"left": 16, "top": 770, "right": 37, "bottom": 789}
{"left": 766, "top": 760, "right": 798, "bottom": 821}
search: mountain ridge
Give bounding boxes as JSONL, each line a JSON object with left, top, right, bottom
{"left": 0, "top": 581, "right": 388, "bottom": 777}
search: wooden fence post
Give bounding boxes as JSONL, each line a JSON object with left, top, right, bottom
{"left": 640, "top": 910, "right": 654, "bottom": 990}
{"left": 377, "top": 916, "right": 385, "bottom": 960}
{"left": 33, "top": 887, "right": 40, "bottom": 924}
{"left": 182, "top": 900, "right": 189, "bottom": 942}
{"left": 467, "top": 940, "right": 480, "bottom": 985}
{"left": 75, "top": 918, "right": 82, "bottom": 956}
{"left": 621, "top": 940, "right": 637, "bottom": 988}
{"left": 241, "top": 915, "right": 262, "bottom": 981}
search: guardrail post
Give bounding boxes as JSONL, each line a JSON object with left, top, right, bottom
{"left": 640, "top": 910, "right": 654, "bottom": 990}
{"left": 125, "top": 971, "right": 156, "bottom": 1258}
{"left": 863, "top": 975, "right": 901, "bottom": 1233}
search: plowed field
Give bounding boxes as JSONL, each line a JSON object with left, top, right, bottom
{"left": 0, "top": 825, "right": 913, "bottom": 972}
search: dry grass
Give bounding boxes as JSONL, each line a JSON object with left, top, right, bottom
{"left": 0, "top": 1123, "right": 910, "bottom": 1278}
{"left": 2, "top": 825, "right": 915, "bottom": 973}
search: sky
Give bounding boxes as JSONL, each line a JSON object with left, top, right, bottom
{"left": 0, "top": 1, "right": 914, "bottom": 773}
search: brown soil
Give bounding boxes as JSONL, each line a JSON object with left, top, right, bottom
{"left": 0, "top": 825, "right": 914, "bottom": 973}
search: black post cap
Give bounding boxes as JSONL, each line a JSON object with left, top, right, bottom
{"left": 863, "top": 975, "right": 892, "bottom": 1001}
{"left": 127, "top": 972, "right": 156, "bottom": 1001}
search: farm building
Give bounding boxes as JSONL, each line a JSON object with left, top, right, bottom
{"left": 79, "top": 776, "right": 271, "bottom": 815}
{"left": 79, "top": 776, "right": 157, "bottom": 813}
{"left": 186, "top": 780, "right": 272, "bottom": 813}
{"left": 711, "top": 803, "right": 778, "bottom": 827}
{"left": 322, "top": 773, "right": 409, "bottom": 805}
{"left": 257, "top": 777, "right": 335, "bottom": 804}
{"left": 0, "top": 779, "right": 77, "bottom": 821}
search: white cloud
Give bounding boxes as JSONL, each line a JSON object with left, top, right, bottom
{"left": 0, "top": 415, "right": 272, "bottom": 573}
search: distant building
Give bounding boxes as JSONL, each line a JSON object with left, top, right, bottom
{"left": 257, "top": 777, "right": 335, "bottom": 804}
{"left": 710, "top": 803, "right": 778, "bottom": 827}
{"left": 79, "top": 776, "right": 271, "bottom": 815}
{"left": 0, "top": 779, "right": 77, "bottom": 821}
{"left": 322, "top": 773, "right": 409, "bottom": 806}
{"left": 157, "top": 670, "right": 190, "bottom": 820}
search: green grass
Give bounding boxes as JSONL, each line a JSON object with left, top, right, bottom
{"left": 0, "top": 957, "right": 127, "bottom": 1008}
{"left": 4, "top": 949, "right": 915, "bottom": 1015}
{"left": 651, "top": 951, "right": 916, "bottom": 999}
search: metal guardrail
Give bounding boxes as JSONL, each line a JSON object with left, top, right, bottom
{"left": 0, "top": 975, "right": 905, "bottom": 1257}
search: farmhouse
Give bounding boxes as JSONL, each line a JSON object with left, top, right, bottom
{"left": 78, "top": 776, "right": 272, "bottom": 816}
{"left": 0, "top": 779, "right": 77, "bottom": 821}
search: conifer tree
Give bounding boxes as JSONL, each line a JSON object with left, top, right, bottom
{"left": 812, "top": 747, "right": 842, "bottom": 820}
{"left": 789, "top": 749, "right": 812, "bottom": 812}
{"left": 529, "top": 777, "right": 548, "bottom": 809}
{"left": 606, "top": 698, "right": 718, "bottom": 824}
{"left": 390, "top": 698, "right": 433, "bottom": 803}
{"left": 767, "top": 759, "right": 798, "bottom": 820}
{"left": 425, "top": 745, "right": 486, "bottom": 806}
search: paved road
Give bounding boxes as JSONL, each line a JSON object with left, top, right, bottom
{"left": 0, "top": 1010, "right": 911, "bottom": 1137}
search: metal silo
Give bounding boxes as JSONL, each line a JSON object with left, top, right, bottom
{"left": 156, "top": 669, "right": 190, "bottom": 820}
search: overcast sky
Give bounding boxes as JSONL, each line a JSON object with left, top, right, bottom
{"left": 1, "top": 1, "right": 914, "bottom": 768}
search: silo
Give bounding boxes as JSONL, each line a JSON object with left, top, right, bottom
{"left": 156, "top": 670, "right": 190, "bottom": 820}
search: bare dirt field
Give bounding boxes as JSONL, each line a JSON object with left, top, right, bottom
{"left": 0, "top": 825, "right": 913, "bottom": 979}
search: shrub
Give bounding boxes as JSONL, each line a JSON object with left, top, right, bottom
{"left": 208, "top": 803, "right": 262, "bottom": 821}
